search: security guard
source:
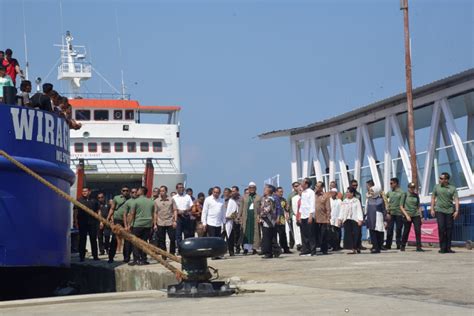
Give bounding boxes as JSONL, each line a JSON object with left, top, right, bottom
{"left": 400, "top": 182, "right": 423, "bottom": 252}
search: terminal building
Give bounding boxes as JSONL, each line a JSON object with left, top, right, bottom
{"left": 260, "top": 69, "right": 474, "bottom": 242}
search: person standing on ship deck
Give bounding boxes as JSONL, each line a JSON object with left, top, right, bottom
{"left": 75, "top": 187, "right": 101, "bottom": 262}
{"left": 107, "top": 186, "right": 130, "bottom": 264}
{"left": 173, "top": 183, "right": 194, "bottom": 253}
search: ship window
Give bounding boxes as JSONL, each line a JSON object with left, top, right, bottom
{"left": 75, "top": 110, "right": 90, "bottom": 121}
{"left": 74, "top": 142, "right": 84, "bottom": 153}
{"left": 101, "top": 142, "right": 111, "bottom": 153}
{"left": 140, "top": 142, "right": 149, "bottom": 152}
{"left": 88, "top": 142, "right": 97, "bottom": 153}
{"left": 127, "top": 142, "right": 136, "bottom": 152}
{"left": 125, "top": 110, "right": 134, "bottom": 120}
{"left": 94, "top": 110, "right": 109, "bottom": 121}
{"left": 115, "top": 142, "right": 123, "bottom": 152}
{"left": 152, "top": 141, "right": 163, "bottom": 152}
{"left": 113, "top": 110, "right": 123, "bottom": 120}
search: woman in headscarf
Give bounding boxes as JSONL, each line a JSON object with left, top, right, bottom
{"left": 365, "top": 185, "right": 387, "bottom": 253}
{"left": 338, "top": 187, "right": 364, "bottom": 254}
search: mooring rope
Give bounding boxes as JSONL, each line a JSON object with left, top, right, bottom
{"left": 0, "top": 150, "right": 186, "bottom": 281}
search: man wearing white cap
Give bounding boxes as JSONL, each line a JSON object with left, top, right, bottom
{"left": 238, "top": 182, "right": 262, "bottom": 255}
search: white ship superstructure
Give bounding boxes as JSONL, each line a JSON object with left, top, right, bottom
{"left": 56, "top": 32, "right": 186, "bottom": 197}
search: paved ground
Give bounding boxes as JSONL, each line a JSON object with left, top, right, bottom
{"left": 0, "top": 245, "right": 473, "bottom": 315}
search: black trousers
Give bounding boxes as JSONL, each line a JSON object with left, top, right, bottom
{"left": 386, "top": 215, "right": 403, "bottom": 248}
{"left": 300, "top": 218, "right": 316, "bottom": 254}
{"left": 109, "top": 220, "right": 132, "bottom": 261}
{"left": 79, "top": 222, "right": 98, "bottom": 259}
{"left": 287, "top": 218, "right": 295, "bottom": 249}
{"left": 369, "top": 229, "right": 384, "bottom": 251}
{"left": 328, "top": 226, "right": 342, "bottom": 250}
{"left": 207, "top": 225, "right": 222, "bottom": 238}
{"left": 132, "top": 227, "right": 151, "bottom": 262}
{"left": 276, "top": 224, "right": 289, "bottom": 252}
{"left": 436, "top": 212, "right": 454, "bottom": 252}
{"left": 98, "top": 227, "right": 111, "bottom": 254}
{"left": 262, "top": 226, "right": 280, "bottom": 257}
{"left": 157, "top": 225, "right": 176, "bottom": 255}
{"left": 233, "top": 223, "right": 241, "bottom": 252}
{"left": 176, "top": 215, "right": 195, "bottom": 249}
{"left": 402, "top": 216, "right": 422, "bottom": 248}
{"left": 343, "top": 220, "right": 361, "bottom": 250}
{"left": 317, "top": 223, "right": 330, "bottom": 254}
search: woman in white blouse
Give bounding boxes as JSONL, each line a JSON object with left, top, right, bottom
{"left": 338, "top": 187, "right": 364, "bottom": 254}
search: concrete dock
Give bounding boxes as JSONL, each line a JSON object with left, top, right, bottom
{"left": 0, "top": 245, "right": 473, "bottom": 315}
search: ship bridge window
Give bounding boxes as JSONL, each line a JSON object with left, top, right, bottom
{"left": 88, "top": 142, "right": 98, "bottom": 153}
{"left": 74, "top": 142, "right": 84, "bottom": 153}
{"left": 94, "top": 110, "right": 109, "bottom": 121}
{"left": 125, "top": 110, "right": 135, "bottom": 120}
{"left": 75, "top": 110, "right": 90, "bottom": 121}
{"left": 140, "top": 142, "right": 149, "bottom": 152}
{"left": 115, "top": 142, "right": 123, "bottom": 152}
{"left": 113, "top": 110, "right": 123, "bottom": 120}
{"left": 101, "top": 142, "right": 111, "bottom": 153}
{"left": 152, "top": 141, "right": 163, "bottom": 152}
{"left": 127, "top": 142, "right": 136, "bottom": 152}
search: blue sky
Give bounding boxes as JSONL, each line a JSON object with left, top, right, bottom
{"left": 1, "top": 0, "right": 472, "bottom": 194}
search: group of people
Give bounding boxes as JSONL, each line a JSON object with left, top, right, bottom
{"left": 0, "top": 48, "right": 81, "bottom": 130}
{"left": 74, "top": 172, "right": 460, "bottom": 265}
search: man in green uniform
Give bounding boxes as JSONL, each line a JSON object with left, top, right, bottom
{"left": 107, "top": 186, "right": 130, "bottom": 263}
{"left": 121, "top": 188, "right": 138, "bottom": 262}
{"left": 400, "top": 182, "right": 423, "bottom": 252}
{"left": 128, "top": 186, "right": 155, "bottom": 265}
{"left": 385, "top": 178, "right": 404, "bottom": 250}
{"left": 431, "top": 172, "right": 460, "bottom": 254}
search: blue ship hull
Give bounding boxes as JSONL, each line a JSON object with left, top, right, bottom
{"left": 0, "top": 104, "right": 75, "bottom": 267}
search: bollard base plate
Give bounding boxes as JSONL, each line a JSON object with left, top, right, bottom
{"left": 167, "top": 281, "right": 235, "bottom": 298}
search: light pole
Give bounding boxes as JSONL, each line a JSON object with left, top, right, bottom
{"left": 400, "top": 0, "right": 418, "bottom": 188}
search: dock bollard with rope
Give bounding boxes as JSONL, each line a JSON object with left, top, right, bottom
{"left": 0, "top": 150, "right": 238, "bottom": 297}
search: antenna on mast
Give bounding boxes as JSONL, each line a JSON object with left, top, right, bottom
{"left": 22, "top": 0, "right": 29, "bottom": 80}
{"left": 115, "top": 9, "right": 126, "bottom": 99}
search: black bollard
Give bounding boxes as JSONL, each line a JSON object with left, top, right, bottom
{"left": 167, "top": 237, "right": 235, "bottom": 298}
{"left": 3, "top": 86, "right": 17, "bottom": 105}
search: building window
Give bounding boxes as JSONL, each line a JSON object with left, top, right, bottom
{"left": 127, "top": 142, "right": 136, "bottom": 152}
{"left": 101, "top": 142, "right": 111, "bottom": 153}
{"left": 88, "top": 142, "right": 98, "bottom": 153}
{"left": 140, "top": 142, "right": 149, "bottom": 152}
{"left": 113, "top": 110, "right": 123, "bottom": 120}
{"left": 152, "top": 141, "right": 163, "bottom": 152}
{"left": 115, "top": 142, "right": 123, "bottom": 152}
{"left": 125, "top": 110, "right": 134, "bottom": 120}
{"left": 74, "top": 142, "right": 84, "bottom": 153}
{"left": 75, "top": 110, "right": 90, "bottom": 121}
{"left": 94, "top": 110, "right": 109, "bottom": 121}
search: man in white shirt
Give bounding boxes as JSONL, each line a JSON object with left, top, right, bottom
{"left": 172, "top": 183, "right": 194, "bottom": 251}
{"left": 202, "top": 186, "right": 226, "bottom": 238}
{"left": 298, "top": 178, "right": 316, "bottom": 256}
{"left": 329, "top": 188, "right": 343, "bottom": 251}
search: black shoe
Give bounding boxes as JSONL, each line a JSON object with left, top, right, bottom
{"left": 128, "top": 261, "right": 138, "bottom": 266}
{"left": 235, "top": 249, "right": 241, "bottom": 255}
{"left": 79, "top": 258, "right": 85, "bottom": 262}
{"left": 252, "top": 249, "right": 258, "bottom": 255}
{"left": 356, "top": 249, "right": 361, "bottom": 254}
{"left": 416, "top": 248, "right": 424, "bottom": 252}
{"left": 311, "top": 252, "right": 317, "bottom": 256}
{"left": 262, "top": 255, "right": 273, "bottom": 259}
{"left": 283, "top": 250, "right": 293, "bottom": 254}
{"left": 321, "top": 252, "right": 328, "bottom": 255}
{"left": 99, "top": 251, "right": 105, "bottom": 256}
{"left": 447, "top": 249, "right": 456, "bottom": 253}
{"left": 296, "top": 244, "right": 302, "bottom": 251}
{"left": 137, "top": 261, "right": 144, "bottom": 266}
{"left": 370, "top": 249, "right": 381, "bottom": 254}
{"left": 385, "top": 246, "right": 392, "bottom": 250}
{"left": 400, "top": 246, "right": 406, "bottom": 252}
{"left": 243, "top": 249, "right": 248, "bottom": 255}
{"left": 93, "top": 257, "right": 100, "bottom": 261}
{"left": 347, "top": 250, "right": 357, "bottom": 255}
{"left": 107, "top": 259, "right": 114, "bottom": 264}
{"left": 123, "top": 259, "right": 130, "bottom": 263}
{"left": 229, "top": 253, "right": 235, "bottom": 257}
{"left": 396, "top": 245, "right": 401, "bottom": 250}
{"left": 142, "top": 261, "right": 150, "bottom": 265}
{"left": 381, "top": 246, "right": 387, "bottom": 251}
{"left": 438, "top": 250, "right": 446, "bottom": 254}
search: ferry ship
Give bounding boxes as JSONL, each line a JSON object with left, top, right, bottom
{"left": 59, "top": 32, "right": 186, "bottom": 198}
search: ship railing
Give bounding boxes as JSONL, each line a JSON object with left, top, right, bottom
{"left": 61, "top": 92, "right": 131, "bottom": 100}
{"left": 70, "top": 157, "right": 179, "bottom": 174}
